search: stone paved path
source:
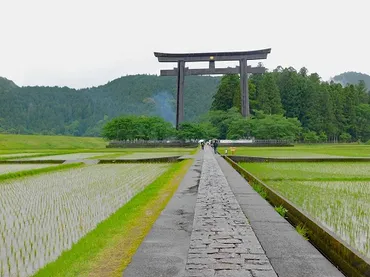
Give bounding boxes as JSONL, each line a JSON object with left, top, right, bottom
{"left": 185, "top": 148, "right": 277, "bottom": 277}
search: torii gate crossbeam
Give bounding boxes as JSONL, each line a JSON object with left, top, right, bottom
{"left": 154, "top": 48, "right": 271, "bottom": 129}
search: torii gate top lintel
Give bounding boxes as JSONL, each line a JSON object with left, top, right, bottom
{"left": 154, "top": 48, "right": 271, "bottom": 62}
{"left": 154, "top": 48, "right": 271, "bottom": 129}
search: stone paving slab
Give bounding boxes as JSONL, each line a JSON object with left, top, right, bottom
{"left": 216, "top": 155, "right": 345, "bottom": 277}
{"left": 123, "top": 152, "right": 203, "bottom": 277}
{"left": 185, "top": 148, "right": 277, "bottom": 277}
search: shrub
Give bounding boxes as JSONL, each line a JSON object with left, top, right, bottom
{"left": 275, "top": 205, "right": 288, "bottom": 217}
{"left": 339, "top": 132, "right": 351, "bottom": 143}
{"left": 303, "top": 131, "right": 319, "bottom": 143}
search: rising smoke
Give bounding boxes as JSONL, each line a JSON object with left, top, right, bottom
{"left": 153, "top": 91, "right": 176, "bottom": 126}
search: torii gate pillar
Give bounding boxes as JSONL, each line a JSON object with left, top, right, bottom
{"left": 240, "top": 58, "right": 249, "bottom": 117}
{"left": 176, "top": 61, "right": 185, "bottom": 126}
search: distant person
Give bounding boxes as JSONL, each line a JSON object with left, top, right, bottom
{"left": 213, "top": 139, "right": 218, "bottom": 154}
{"left": 201, "top": 141, "right": 205, "bottom": 150}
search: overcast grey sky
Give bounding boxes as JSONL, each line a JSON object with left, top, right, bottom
{"left": 0, "top": 0, "right": 368, "bottom": 88}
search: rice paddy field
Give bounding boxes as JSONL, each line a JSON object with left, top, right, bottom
{"left": 0, "top": 133, "right": 198, "bottom": 276}
{"left": 0, "top": 163, "right": 171, "bottom": 276}
{"left": 1, "top": 135, "right": 369, "bottom": 274}
{"left": 220, "top": 144, "right": 370, "bottom": 158}
{"left": 241, "top": 161, "right": 370, "bottom": 259}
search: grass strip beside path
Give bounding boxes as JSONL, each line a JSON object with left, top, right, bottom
{"left": 0, "top": 163, "right": 84, "bottom": 183}
{"left": 33, "top": 159, "right": 193, "bottom": 277}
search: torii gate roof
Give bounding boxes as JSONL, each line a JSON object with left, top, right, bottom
{"left": 154, "top": 48, "right": 271, "bottom": 62}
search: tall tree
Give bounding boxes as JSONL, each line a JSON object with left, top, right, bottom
{"left": 102, "top": 115, "right": 174, "bottom": 141}
{"left": 275, "top": 68, "right": 301, "bottom": 118}
{"left": 211, "top": 74, "right": 240, "bottom": 112}
{"left": 355, "top": 80, "right": 369, "bottom": 104}
{"left": 257, "top": 73, "right": 284, "bottom": 115}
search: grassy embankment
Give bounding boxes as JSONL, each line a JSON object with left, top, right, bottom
{"left": 0, "top": 133, "right": 109, "bottom": 159}
{"left": 34, "top": 159, "right": 193, "bottom": 277}
{"left": 220, "top": 144, "right": 370, "bottom": 157}
{"left": 0, "top": 134, "right": 196, "bottom": 157}
{"left": 0, "top": 133, "right": 107, "bottom": 150}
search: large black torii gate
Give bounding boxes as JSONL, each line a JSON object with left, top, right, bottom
{"left": 154, "top": 48, "right": 271, "bottom": 129}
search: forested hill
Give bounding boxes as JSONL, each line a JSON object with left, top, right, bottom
{"left": 0, "top": 75, "right": 220, "bottom": 136}
{"left": 0, "top": 77, "right": 18, "bottom": 90}
{"left": 332, "top": 72, "right": 370, "bottom": 89}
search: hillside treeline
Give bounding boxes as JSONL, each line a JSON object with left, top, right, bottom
{"left": 333, "top": 71, "right": 370, "bottom": 90}
{"left": 0, "top": 75, "right": 220, "bottom": 136}
{"left": 1, "top": 68, "right": 370, "bottom": 142}
{"left": 210, "top": 67, "right": 370, "bottom": 142}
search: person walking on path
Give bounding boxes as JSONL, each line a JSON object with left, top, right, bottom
{"left": 200, "top": 141, "right": 205, "bottom": 150}
{"left": 213, "top": 139, "right": 218, "bottom": 154}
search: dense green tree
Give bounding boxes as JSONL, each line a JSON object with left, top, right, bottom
{"left": 250, "top": 113, "right": 301, "bottom": 141}
{"left": 204, "top": 107, "right": 242, "bottom": 139}
{"left": 303, "top": 131, "right": 319, "bottom": 143}
{"left": 102, "top": 115, "right": 174, "bottom": 141}
{"left": 356, "top": 80, "right": 369, "bottom": 104}
{"left": 248, "top": 80, "right": 258, "bottom": 112}
{"left": 256, "top": 73, "right": 284, "bottom": 115}
{"left": 211, "top": 74, "right": 240, "bottom": 112}
{"left": 339, "top": 132, "right": 352, "bottom": 142}
{"left": 177, "top": 123, "right": 204, "bottom": 140}
{"left": 275, "top": 68, "right": 301, "bottom": 118}
{"left": 203, "top": 108, "right": 301, "bottom": 141}
{"left": 227, "top": 118, "right": 251, "bottom": 140}
{"left": 318, "top": 132, "right": 328, "bottom": 142}
{"left": 354, "top": 104, "right": 370, "bottom": 141}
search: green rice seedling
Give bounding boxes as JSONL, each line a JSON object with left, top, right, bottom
{"left": 274, "top": 205, "right": 288, "bottom": 218}
{"left": 250, "top": 182, "right": 268, "bottom": 199}
{"left": 296, "top": 224, "right": 309, "bottom": 240}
